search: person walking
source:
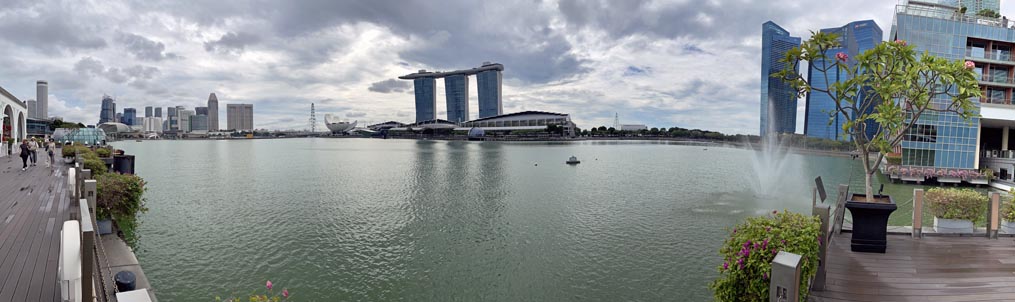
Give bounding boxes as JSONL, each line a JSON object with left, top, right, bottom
{"left": 28, "top": 138, "right": 38, "bottom": 166}
{"left": 19, "top": 139, "right": 29, "bottom": 171}
{"left": 46, "top": 139, "right": 56, "bottom": 167}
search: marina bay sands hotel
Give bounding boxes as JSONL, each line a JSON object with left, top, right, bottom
{"left": 399, "top": 62, "right": 503, "bottom": 123}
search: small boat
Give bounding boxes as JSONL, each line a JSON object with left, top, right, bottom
{"left": 566, "top": 155, "right": 580, "bottom": 165}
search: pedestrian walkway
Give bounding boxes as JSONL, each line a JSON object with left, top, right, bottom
{"left": 0, "top": 150, "right": 70, "bottom": 302}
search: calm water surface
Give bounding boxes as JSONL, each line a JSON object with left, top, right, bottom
{"left": 113, "top": 138, "right": 928, "bottom": 301}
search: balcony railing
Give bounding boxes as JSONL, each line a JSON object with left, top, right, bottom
{"left": 979, "top": 74, "right": 1015, "bottom": 85}
{"left": 981, "top": 96, "right": 1012, "bottom": 104}
{"left": 966, "top": 48, "right": 1015, "bottom": 63}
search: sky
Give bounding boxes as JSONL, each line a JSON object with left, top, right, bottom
{"left": 0, "top": 0, "right": 1009, "bottom": 134}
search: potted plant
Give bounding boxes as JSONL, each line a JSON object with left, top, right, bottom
{"left": 96, "top": 173, "right": 148, "bottom": 248}
{"left": 925, "top": 188, "right": 986, "bottom": 234}
{"left": 1003, "top": 191, "right": 1015, "bottom": 234}
{"left": 777, "top": 33, "right": 980, "bottom": 253}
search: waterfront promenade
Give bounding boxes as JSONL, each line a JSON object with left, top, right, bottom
{"left": 811, "top": 233, "right": 1015, "bottom": 301}
{"left": 0, "top": 153, "right": 71, "bottom": 301}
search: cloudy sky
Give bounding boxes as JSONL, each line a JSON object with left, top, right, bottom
{"left": 1, "top": 0, "right": 1008, "bottom": 134}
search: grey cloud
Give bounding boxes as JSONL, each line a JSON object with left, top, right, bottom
{"left": 368, "top": 79, "right": 410, "bottom": 93}
{"left": 0, "top": 12, "right": 106, "bottom": 53}
{"left": 73, "top": 57, "right": 161, "bottom": 85}
{"left": 118, "top": 33, "right": 180, "bottom": 61}
{"left": 347, "top": 112, "right": 367, "bottom": 118}
{"left": 204, "top": 32, "right": 261, "bottom": 55}
{"left": 557, "top": 0, "right": 786, "bottom": 41}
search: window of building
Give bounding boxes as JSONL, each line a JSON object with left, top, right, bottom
{"left": 968, "top": 41, "right": 986, "bottom": 58}
{"left": 992, "top": 44, "right": 1011, "bottom": 61}
{"left": 906, "top": 124, "right": 938, "bottom": 142}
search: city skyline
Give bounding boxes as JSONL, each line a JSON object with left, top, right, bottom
{"left": 3, "top": 1, "right": 1014, "bottom": 134}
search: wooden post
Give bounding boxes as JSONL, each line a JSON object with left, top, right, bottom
{"left": 833, "top": 184, "right": 849, "bottom": 235}
{"left": 78, "top": 198, "right": 94, "bottom": 302}
{"left": 811, "top": 203, "right": 830, "bottom": 291}
{"left": 988, "top": 192, "right": 1000, "bottom": 239}
{"left": 913, "top": 189, "right": 924, "bottom": 238}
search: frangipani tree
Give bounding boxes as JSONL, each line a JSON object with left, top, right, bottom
{"left": 774, "top": 32, "right": 982, "bottom": 202}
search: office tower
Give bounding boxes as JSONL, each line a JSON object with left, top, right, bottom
{"left": 36, "top": 81, "right": 47, "bottom": 119}
{"left": 227, "top": 104, "right": 254, "bottom": 131}
{"left": 444, "top": 74, "right": 469, "bottom": 123}
{"left": 145, "top": 106, "right": 153, "bottom": 118}
{"left": 99, "top": 95, "right": 116, "bottom": 124}
{"left": 195, "top": 106, "right": 208, "bottom": 116}
{"left": 115, "top": 113, "right": 123, "bottom": 124}
{"left": 154, "top": 107, "right": 162, "bottom": 118}
{"left": 413, "top": 77, "right": 436, "bottom": 122}
{"left": 477, "top": 67, "right": 503, "bottom": 118}
{"left": 760, "top": 21, "right": 801, "bottom": 137}
{"left": 179, "top": 109, "right": 194, "bottom": 132}
{"left": 123, "top": 108, "right": 137, "bottom": 125}
{"left": 26, "top": 100, "right": 36, "bottom": 119}
{"left": 208, "top": 93, "right": 219, "bottom": 131}
{"left": 805, "top": 20, "right": 883, "bottom": 141}
{"left": 190, "top": 115, "right": 209, "bottom": 131}
{"left": 167, "top": 107, "right": 178, "bottom": 130}
{"left": 144, "top": 117, "right": 163, "bottom": 133}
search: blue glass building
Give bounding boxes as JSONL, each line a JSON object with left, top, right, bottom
{"left": 99, "top": 95, "right": 116, "bottom": 124}
{"left": 444, "top": 74, "right": 469, "bottom": 123}
{"left": 413, "top": 77, "right": 436, "bottom": 122}
{"left": 760, "top": 21, "right": 801, "bottom": 137}
{"left": 805, "top": 20, "right": 883, "bottom": 141}
{"left": 477, "top": 69, "right": 502, "bottom": 118}
{"left": 122, "top": 108, "right": 136, "bottom": 125}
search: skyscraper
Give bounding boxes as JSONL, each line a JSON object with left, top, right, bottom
{"left": 760, "top": 21, "right": 801, "bottom": 137}
{"left": 154, "top": 107, "right": 162, "bottom": 118}
{"left": 955, "top": 0, "right": 1000, "bottom": 16}
{"left": 167, "top": 106, "right": 178, "bottom": 130}
{"left": 99, "top": 95, "right": 116, "bottom": 124}
{"left": 190, "top": 114, "right": 208, "bottom": 131}
{"left": 195, "top": 106, "right": 208, "bottom": 116}
{"left": 36, "top": 81, "right": 47, "bottom": 120}
{"left": 413, "top": 77, "right": 436, "bottom": 122}
{"left": 477, "top": 67, "right": 503, "bottom": 118}
{"left": 207, "top": 93, "right": 219, "bottom": 131}
{"left": 227, "top": 104, "right": 254, "bottom": 131}
{"left": 145, "top": 106, "right": 153, "bottom": 118}
{"left": 122, "top": 108, "right": 137, "bottom": 125}
{"left": 179, "top": 109, "right": 194, "bottom": 132}
{"left": 444, "top": 74, "right": 469, "bottom": 123}
{"left": 26, "top": 99, "right": 36, "bottom": 119}
{"left": 805, "top": 20, "right": 883, "bottom": 141}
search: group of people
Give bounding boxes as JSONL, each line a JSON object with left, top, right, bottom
{"left": 13, "top": 137, "right": 56, "bottom": 171}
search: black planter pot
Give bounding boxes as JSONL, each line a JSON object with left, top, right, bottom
{"left": 845, "top": 193, "right": 897, "bottom": 253}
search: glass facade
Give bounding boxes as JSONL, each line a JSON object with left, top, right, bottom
{"left": 760, "top": 21, "right": 801, "bottom": 137}
{"left": 122, "top": 108, "right": 136, "bottom": 125}
{"left": 805, "top": 20, "right": 883, "bottom": 141}
{"left": 444, "top": 75, "right": 469, "bottom": 123}
{"left": 154, "top": 107, "right": 162, "bottom": 118}
{"left": 891, "top": 5, "right": 1004, "bottom": 169}
{"left": 99, "top": 96, "right": 116, "bottom": 124}
{"left": 413, "top": 78, "right": 436, "bottom": 122}
{"left": 56, "top": 128, "right": 107, "bottom": 145}
{"left": 477, "top": 70, "right": 502, "bottom": 118}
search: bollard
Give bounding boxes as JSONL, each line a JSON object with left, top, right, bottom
{"left": 988, "top": 192, "right": 1000, "bottom": 239}
{"left": 913, "top": 189, "right": 924, "bottom": 238}
{"left": 770, "top": 251, "right": 802, "bottom": 302}
{"left": 811, "top": 203, "right": 830, "bottom": 291}
{"left": 67, "top": 168, "right": 77, "bottom": 201}
{"left": 84, "top": 180, "right": 96, "bottom": 211}
{"left": 78, "top": 198, "right": 94, "bottom": 302}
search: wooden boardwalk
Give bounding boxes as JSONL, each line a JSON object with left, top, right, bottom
{"left": 0, "top": 152, "right": 71, "bottom": 302}
{"left": 811, "top": 233, "right": 1015, "bottom": 302}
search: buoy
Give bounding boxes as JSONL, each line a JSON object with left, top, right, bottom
{"left": 534, "top": 163, "right": 538, "bottom": 166}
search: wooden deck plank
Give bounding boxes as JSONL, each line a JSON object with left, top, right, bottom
{"left": 811, "top": 233, "right": 1015, "bottom": 301}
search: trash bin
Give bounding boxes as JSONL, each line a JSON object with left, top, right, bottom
{"left": 115, "top": 271, "right": 136, "bottom": 292}
{"left": 112, "top": 155, "right": 135, "bottom": 174}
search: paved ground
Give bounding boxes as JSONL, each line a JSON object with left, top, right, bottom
{"left": 811, "top": 233, "right": 1015, "bottom": 302}
{"left": 0, "top": 149, "right": 71, "bottom": 302}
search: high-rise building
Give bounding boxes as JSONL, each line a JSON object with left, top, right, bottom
{"left": 115, "top": 113, "right": 122, "bottom": 124}
{"left": 760, "top": 21, "right": 801, "bottom": 137}
{"left": 891, "top": 1, "right": 993, "bottom": 174}
{"left": 154, "top": 107, "right": 162, "bottom": 118}
{"left": 805, "top": 20, "right": 883, "bottom": 141}
{"left": 195, "top": 106, "right": 208, "bottom": 116}
{"left": 208, "top": 93, "right": 219, "bottom": 131}
{"left": 36, "top": 81, "right": 47, "bottom": 120}
{"left": 167, "top": 106, "right": 178, "bottom": 130}
{"left": 190, "top": 115, "right": 209, "bottom": 132}
{"left": 227, "top": 104, "right": 254, "bottom": 131}
{"left": 412, "top": 77, "right": 436, "bottom": 122}
{"left": 122, "top": 108, "right": 137, "bottom": 125}
{"left": 144, "top": 117, "right": 163, "bottom": 133}
{"left": 26, "top": 99, "right": 36, "bottom": 119}
{"left": 145, "top": 106, "right": 153, "bottom": 118}
{"left": 477, "top": 67, "right": 503, "bottom": 118}
{"left": 954, "top": 0, "right": 1000, "bottom": 16}
{"left": 99, "top": 95, "right": 116, "bottom": 124}
{"left": 179, "top": 109, "right": 194, "bottom": 132}
{"left": 444, "top": 74, "right": 469, "bottom": 123}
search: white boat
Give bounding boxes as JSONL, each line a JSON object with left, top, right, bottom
{"left": 325, "top": 114, "right": 357, "bottom": 134}
{"left": 566, "top": 155, "right": 580, "bottom": 165}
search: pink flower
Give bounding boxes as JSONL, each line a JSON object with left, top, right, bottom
{"left": 894, "top": 39, "right": 907, "bottom": 46}
{"left": 266, "top": 280, "right": 273, "bottom": 291}
{"left": 283, "top": 288, "right": 289, "bottom": 298}
{"left": 965, "top": 61, "right": 976, "bottom": 70}
{"left": 835, "top": 52, "right": 848, "bottom": 62}
{"left": 723, "top": 262, "right": 729, "bottom": 270}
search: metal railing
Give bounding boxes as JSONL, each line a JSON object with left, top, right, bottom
{"left": 981, "top": 96, "right": 1012, "bottom": 104}
{"left": 979, "top": 74, "right": 1015, "bottom": 85}
{"left": 898, "top": 4, "right": 1011, "bottom": 28}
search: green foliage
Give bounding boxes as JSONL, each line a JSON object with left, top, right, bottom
{"left": 976, "top": 8, "right": 1000, "bottom": 18}
{"left": 774, "top": 31, "right": 982, "bottom": 200}
{"left": 83, "top": 158, "right": 108, "bottom": 175}
{"left": 981, "top": 168, "right": 994, "bottom": 180}
{"left": 886, "top": 154, "right": 902, "bottom": 165}
{"left": 1003, "top": 190, "right": 1015, "bottom": 222}
{"left": 95, "top": 148, "right": 112, "bottom": 158}
{"left": 96, "top": 173, "right": 148, "bottom": 250}
{"left": 62, "top": 146, "right": 77, "bottom": 158}
{"left": 925, "top": 188, "right": 987, "bottom": 222}
{"left": 710, "top": 211, "right": 821, "bottom": 301}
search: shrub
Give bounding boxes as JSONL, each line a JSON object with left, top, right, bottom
{"left": 95, "top": 148, "right": 111, "bottom": 158}
{"left": 1004, "top": 190, "right": 1015, "bottom": 222}
{"left": 96, "top": 173, "right": 147, "bottom": 249}
{"left": 710, "top": 210, "right": 821, "bottom": 301}
{"left": 62, "top": 145, "right": 80, "bottom": 158}
{"left": 83, "top": 158, "right": 108, "bottom": 175}
{"left": 925, "top": 188, "right": 987, "bottom": 222}
{"left": 885, "top": 154, "right": 902, "bottom": 165}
